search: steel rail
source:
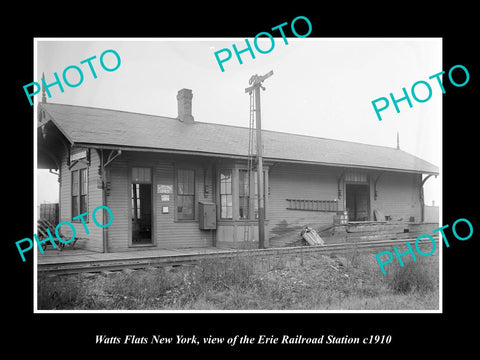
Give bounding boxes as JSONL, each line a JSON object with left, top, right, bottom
{"left": 37, "top": 236, "right": 439, "bottom": 275}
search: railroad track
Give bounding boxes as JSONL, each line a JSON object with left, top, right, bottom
{"left": 38, "top": 236, "right": 439, "bottom": 275}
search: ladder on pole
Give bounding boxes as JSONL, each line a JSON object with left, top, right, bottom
{"left": 243, "top": 90, "right": 256, "bottom": 243}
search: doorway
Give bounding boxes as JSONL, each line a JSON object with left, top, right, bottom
{"left": 345, "top": 184, "right": 370, "bottom": 221}
{"left": 131, "top": 167, "right": 152, "bottom": 244}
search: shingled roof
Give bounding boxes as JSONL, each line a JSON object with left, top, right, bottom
{"left": 38, "top": 102, "right": 439, "bottom": 175}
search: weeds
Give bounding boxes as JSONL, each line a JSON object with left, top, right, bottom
{"left": 37, "top": 250, "right": 439, "bottom": 310}
{"left": 37, "top": 274, "right": 84, "bottom": 309}
{"left": 385, "top": 258, "right": 437, "bottom": 294}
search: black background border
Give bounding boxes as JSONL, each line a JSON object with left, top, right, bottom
{"left": 6, "top": 6, "right": 477, "bottom": 356}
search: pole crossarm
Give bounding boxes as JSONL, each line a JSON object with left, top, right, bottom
{"left": 245, "top": 70, "right": 274, "bottom": 93}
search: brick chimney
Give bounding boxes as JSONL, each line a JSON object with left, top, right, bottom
{"left": 177, "top": 88, "right": 194, "bottom": 123}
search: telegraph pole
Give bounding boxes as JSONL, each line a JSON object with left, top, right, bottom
{"left": 245, "top": 70, "right": 273, "bottom": 249}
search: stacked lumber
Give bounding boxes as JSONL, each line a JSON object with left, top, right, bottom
{"left": 317, "top": 221, "right": 440, "bottom": 244}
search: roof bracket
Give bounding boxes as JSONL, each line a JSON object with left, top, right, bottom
{"left": 104, "top": 149, "right": 122, "bottom": 167}
{"left": 420, "top": 174, "right": 437, "bottom": 222}
{"left": 68, "top": 158, "right": 89, "bottom": 170}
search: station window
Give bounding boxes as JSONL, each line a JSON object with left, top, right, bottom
{"left": 219, "top": 168, "right": 267, "bottom": 221}
{"left": 177, "top": 169, "right": 195, "bottom": 220}
{"left": 239, "top": 169, "right": 250, "bottom": 219}
{"left": 72, "top": 168, "right": 88, "bottom": 220}
{"left": 220, "top": 169, "right": 233, "bottom": 219}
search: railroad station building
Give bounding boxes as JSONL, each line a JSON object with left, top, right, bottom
{"left": 37, "top": 88, "right": 439, "bottom": 253}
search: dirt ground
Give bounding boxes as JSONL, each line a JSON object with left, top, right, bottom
{"left": 37, "top": 249, "right": 440, "bottom": 311}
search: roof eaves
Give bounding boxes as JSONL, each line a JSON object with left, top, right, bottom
{"left": 76, "top": 142, "right": 439, "bottom": 175}
{"left": 74, "top": 142, "right": 250, "bottom": 160}
{"left": 263, "top": 157, "right": 439, "bottom": 175}
{"left": 39, "top": 104, "right": 75, "bottom": 145}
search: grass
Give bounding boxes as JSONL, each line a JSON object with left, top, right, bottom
{"left": 37, "top": 249, "right": 439, "bottom": 311}
{"left": 386, "top": 259, "right": 437, "bottom": 294}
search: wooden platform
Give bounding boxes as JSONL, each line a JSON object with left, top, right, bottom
{"left": 38, "top": 247, "right": 245, "bottom": 274}
{"left": 37, "top": 246, "right": 236, "bottom": 268}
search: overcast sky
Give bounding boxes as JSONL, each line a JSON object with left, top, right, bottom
{"left": 35, "top": 38, "right": 442, "bottom": 206}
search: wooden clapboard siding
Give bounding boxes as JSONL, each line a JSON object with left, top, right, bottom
{"left": 372, "top": 172, "right": 422, "bottom": 222}
{"left": 267, "top": 163, "right": 422, "bottom": 237}
{"left": 216, "top": 222, "right": 266, "bottom": 248}
{"left": 267, "top": 163, "right": 340, "bottom": 238}
{"left": 84, "top": 149, "right": 103, "bottom": 252}
{"left": 58, "top": 150, "right": 69, "bottom": 235}
{"left": 105, "top": 152, "right": 214, "bottom": 251}
{"left": 154, "top": 158, "right": 214, "bottom": 248}
{"left": 58, "top": 148, "right": 103, "bottom": 252}
{"left": 57, "top": 149, "right": 423, "bottom": 252}
{"left": 104, "top": 157, "right": 129, "bottom": 252}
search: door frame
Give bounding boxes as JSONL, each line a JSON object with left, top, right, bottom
{"left": 128, "top": 166, "right": 156, "bottom": 247}
{"left": 345, "top": 182, "right": 371, "bottom": 221}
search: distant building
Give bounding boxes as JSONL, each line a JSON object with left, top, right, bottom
{"left": 37, "top": 89, "right": 439, "bottom": 252}
{"left": 424, "top": 201, "right": 440, "bottom": 223}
